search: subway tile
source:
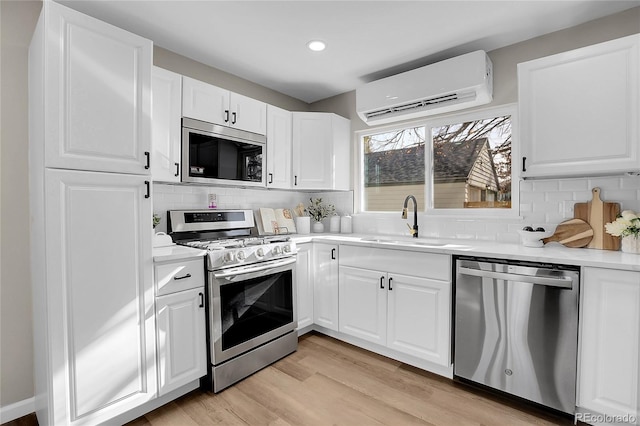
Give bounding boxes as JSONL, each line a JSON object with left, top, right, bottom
{"left": 532, "top": 180, "right": 559, "bottom": 192}
{"left": 588, "top": 177, "right": 622, "bottom": 191}
{"left": 621, "top": 177, "right": 640, "bottom": 190}
{"left": 545, "top": 191, "right": 573, "bottom": 202}
{"left": 558, "top": 179, "right": 589, "bottom": 192}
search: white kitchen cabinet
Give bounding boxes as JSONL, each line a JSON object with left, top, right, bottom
{"left": 519, "top": 34, "right": 640, "bottom": 178}
{"left": 266, "top": 105, "right": 293, "bottom": 189}
{"left": 578, "top": 267, "right": 640, "bottom": 425}
{"left": 295, "top": 243, "right": 314, "bottom": 331}
{"left": 29, "top": 3, "right": 157, "bottom": 425}
{"left": 41, "top": 168, "right": 156, "bottom": 425}
{"left": 339, "top": 245, "right": 451, "bottom": 367}
{"left": 313, "top": 242, "right": 340, "bottom": 331}
{"left": 151, "top": 66, "right": 182, "bottom": 182}
{"left": 155, "top": 254, "right": 207, "bottom": 398}
{"left": 35, "top": 1, "right": 152, "bottom": 175}
{"left": 182, "top": 76, "right": 267, "bottom": 135}
{"left": 292, "top": 112, "right": 351, "bottom": 190}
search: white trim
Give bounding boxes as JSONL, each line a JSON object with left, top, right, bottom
{"left": 0, "top": 397, "right": 35, "bottom": 424}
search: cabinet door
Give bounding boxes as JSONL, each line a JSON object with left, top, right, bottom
{"left": 151, "top": 67, "right": 182, "bottom": 182}
{"left": 387, "top": 273, "right": 451, "bottom": 366}
{"left": 578, "top": 267, "right": 640, "bottom": 421}
{"left": 44, "top": 168, "right": 155, "bottom": 423}
{"left": 182, "top": 76, "right": 230, "bottom": 126}
{"left": 230, "top": 92, "right": 267, "bottom": 135}
{"left": 43, "top": 1, "right": 152, "bottom": 175}
{"left": 295, "top": 243, "right": 314, "bottom": 331}
{"left": 292, "top": 113, "right": 333, "bottom": 189}
{"left": 156, "top": 287, "right": 207, "bottom": 396}
{"left": 313, "top": 243, "right": 339, "bottom": 331}
{"left": 519, "top": 34, "right": 640, "bottom": 177}
{"left": 339, "top": 266, "right": 387, "bottom": 345}
{"left": 266, "top": 105, "right": 292, "bottom": 189}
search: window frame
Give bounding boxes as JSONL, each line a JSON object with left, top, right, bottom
{"left": 356, "top": 103, "right": 520, "bottom": 218}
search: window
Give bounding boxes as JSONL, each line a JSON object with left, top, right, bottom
{"left": 360, "top": 105, "right": 517, "bottom": 215}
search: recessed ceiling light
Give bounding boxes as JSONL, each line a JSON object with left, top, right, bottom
{"left": 307, "top": 40, "right": 326, "bottom": 52}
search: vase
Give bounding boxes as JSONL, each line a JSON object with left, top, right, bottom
{"left": 294, "top": 216, "right": 311, "bottom": 235}
{"left": 621, "top": 235, "right": 640, "bottom": 254}
{"left": 312, "top": 221, "right": 324, "bottom": 233}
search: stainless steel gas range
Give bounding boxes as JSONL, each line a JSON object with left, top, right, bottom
{"left": 168, "top": 209, "right": 298, "bottom": 393}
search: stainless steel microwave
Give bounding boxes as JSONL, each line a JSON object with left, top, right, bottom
{"left": 181, "top": 117, "right": 266, "bottom": 186}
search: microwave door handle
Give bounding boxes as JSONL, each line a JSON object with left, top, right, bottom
{"left": 213, "top": 257, "right": 296, "bottom": 280}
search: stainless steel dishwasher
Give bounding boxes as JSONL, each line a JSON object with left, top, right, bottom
{"left": 454, "top": 257, "right": 580, "bottom": 415}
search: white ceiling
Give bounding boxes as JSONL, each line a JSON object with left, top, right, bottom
{"left": 59, "top": 0, "right": 640, "bottom": 103}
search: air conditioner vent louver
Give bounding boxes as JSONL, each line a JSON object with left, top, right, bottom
{"left": 364, "top": 91, "right": 476, "bottom": 120}
{"left": 356, "top": 51, "right": 493, "bottom": 126}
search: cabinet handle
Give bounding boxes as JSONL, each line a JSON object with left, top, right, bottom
{"left": 174, "top": 162, "right": 180, "bottom": 177}
{"left": 388, "top": 277, "right": 393, "bottom": 291}
{"left": 174, "top": 273, "right": 192, "bottom": 280}
{"left": 380, "top": 276, "right": 385, "bottom": 289}
{"left": 522, "top": 156, "right": 527, "bottom": 172}
{"left": 268, "top": 173, "right": 273, "bottom": 184}
{"left": 331, "top": 248, "right": 336, "bottom": 260}
{"left": 144, "top": 181, "right": 150, "bottom": 199}
{"left": 231, "top": 112, "right": 237, "bottom": 125}
{"left": 294, "top": 175, "right": 298, "bottom": 186}
{"left": 198, "top": 292, "right": 204, "bottom": 308}
{"left": 144, "top": 151, "right": 150, "bottom": 169}
{"left": 224, "top": 110, "right": 229, "bottom": 123}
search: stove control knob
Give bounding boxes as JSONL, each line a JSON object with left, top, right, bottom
{"left": 223, "top": 251, "right": 235, "bottom": 263}
{"left": 236, "top": 250, "right": 246, "bottom": 261}
{"left": 283, "top": 244, "right": 292, "bottom": 253}
{"left": 272, "top": 245, "right": 282, "bottom": 255}
{"left": 256, "top": 248, "right": 265, "bottom": 258}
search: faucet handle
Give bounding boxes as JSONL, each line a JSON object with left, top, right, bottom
{"left": 406, "top": 223, "right": 417, "bottom": 235}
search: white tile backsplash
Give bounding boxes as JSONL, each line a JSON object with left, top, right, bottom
{"left": 352, "top": 175, "right": 640, "bottom": 242}
{"left": 153, "top": 175, "right": 640, "bottom": 240}
{"left": 152, "top": 183, "right": 354, "bottom": 234}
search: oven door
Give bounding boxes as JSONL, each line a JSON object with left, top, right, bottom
{"left": 181, "top": 117, "right": 266, "bottom": 186}
{"left": 209, "top": 257, "right": 297, "bottom": 364}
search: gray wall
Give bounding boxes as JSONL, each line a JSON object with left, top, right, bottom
{"left": 0, "top": 0, "right": 638, "bottom": 410}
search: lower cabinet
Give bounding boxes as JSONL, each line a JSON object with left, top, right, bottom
{"left": 295, "top": 243, "right": 314, "bottom": 330}
{"left": 313, "top": 242, "right": 340, "bottom": 331}
{"left": 154, "top": 258, "right": 207, "bottom": 396}
{"left": 338, "top": 245, "right": 452, "bottom": 367}
{"left": 578, "top": 267, "right": 640, "bottom": 425}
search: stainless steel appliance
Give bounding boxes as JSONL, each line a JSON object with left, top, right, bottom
{"left": 181, "top": 118, "right": 266, "bottom": 186}
{"left": 168, "top": 209, "right": 297, "bottom": 392}
{"left": 454, "top": 257, "right": 580, "bottom": 414}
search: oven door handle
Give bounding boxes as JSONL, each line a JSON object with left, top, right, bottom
{"left": 213, "top": 257, "right": 296, "bottom": 280}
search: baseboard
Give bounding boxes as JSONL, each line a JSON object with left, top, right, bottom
{"left": 0, "top": 397, "right": 35, "bottom": 424}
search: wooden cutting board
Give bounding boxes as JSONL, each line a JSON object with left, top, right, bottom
{"left": 542, "top": 218, "right": 594, "bottom": 248}
{"left": 574, "top": 187, "right": 621, "bottom": 250}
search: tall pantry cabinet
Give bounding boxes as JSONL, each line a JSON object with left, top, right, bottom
{"left": 29, "top": 3, "right": 156, "bottom": 425}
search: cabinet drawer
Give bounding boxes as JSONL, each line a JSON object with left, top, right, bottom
{"left": 340, "top": 245, "right": 450, "bottom": 281}
{"left": 155, "top": 258, "right": 205, "bottom": 296}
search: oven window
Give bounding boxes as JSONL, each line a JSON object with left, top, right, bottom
{"left": 220, "top": 270, "right": 293, "bottom": 351}
{"left": 188, "top": 132, "right": 263, "bottom": 182}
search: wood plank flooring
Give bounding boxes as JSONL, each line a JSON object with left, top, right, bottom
{"left": 126, "top": 333, "right": 573, "bottom": 426}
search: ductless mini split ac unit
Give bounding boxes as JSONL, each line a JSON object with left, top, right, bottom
{"left": 356, "top": 50, "right": 493, "bottom": 126}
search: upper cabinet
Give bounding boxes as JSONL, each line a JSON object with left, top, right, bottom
{"left": 182, "top": 76, "right": 267, "bottom": 135}
{"left": 266, "top": 105, "right": 293, "bottom": 189}
{"left": 519, "top": 34, "right": 640, "bottom": 178}
{"left": 151, "top": 67, "right": 182, "bottom": 182}
{"left": 292, "top": 112, "right": 351, "bottom": 190}
{"left": 35, "top": 1, "right": 152, "bottom": 175}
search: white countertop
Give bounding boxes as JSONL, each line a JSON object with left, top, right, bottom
{"left": 153, "top": 244, "right": 207, "bottom": 263}
{"left": 293, "top": 233, "right": 640, "bottom": 272}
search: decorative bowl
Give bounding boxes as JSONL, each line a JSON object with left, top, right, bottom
{"left": 517, "top": 229, "right": 554, "bottom": 248}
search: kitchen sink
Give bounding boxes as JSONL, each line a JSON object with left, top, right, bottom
{"left": 360, "top": 237, "right": 470, "bottom": 250}
{"left": 360, "top": 238, "right": 400, "bottom": 244}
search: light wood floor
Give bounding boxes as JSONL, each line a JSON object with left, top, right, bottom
{"left": 126, "top": 333, "right": 573, "bottom": 426}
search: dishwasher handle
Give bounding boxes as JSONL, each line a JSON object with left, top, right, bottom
{"left": 458, "top": 266, "right": 574, "bottom": 289}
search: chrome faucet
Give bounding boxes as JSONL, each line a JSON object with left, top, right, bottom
{"left": 402, "top": 195, "right": 418, "bottom": 238}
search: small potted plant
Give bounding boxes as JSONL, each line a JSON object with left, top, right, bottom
{"left": 605, "top": 210, "right": 640, "bottom": 254}
{"left": 306, "top": 198, "right": 335, "bottom": 233}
